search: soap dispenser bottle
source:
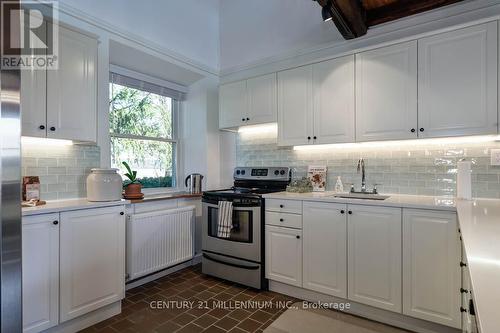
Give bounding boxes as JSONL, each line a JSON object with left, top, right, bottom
{"left": 334, "top": 176, "right": 344, "bottom": 193}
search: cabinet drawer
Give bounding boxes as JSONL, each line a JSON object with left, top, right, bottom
{"left": 265, "top": 211, "right": 302, "bottom": 229}
{"left": 266, "top": 199, "right": 302, "bottom": 214}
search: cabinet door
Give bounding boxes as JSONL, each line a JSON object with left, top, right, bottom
{"left": 21, "top": 12, "right": 47, "bottom": 138}
{"left": 278, "top": 66, "right": 313, "bottom": 146}
{"left": 219, "top": 80, "right": 247, "bottom": 129}
{"left": 303, "top": 202, "right": 347, "bottom": 297}
{"left": 47, "top": 24, "right": 97, "bottom": 142}
{"left": 247, "top": 73, "right": 277, "bottom": 125}
{"left": 418, "top": 22, "right": 498, "bottom": 138}
{"left": 265, "top": 225, "right": 302, "bottom": 287}
{"left": 60, "top": 206, "right": 125, "bottom": 322}
{"left": 356, "top": 41, "right": 418, "bottom": 142}
{"left": 403, "top": 209, "right": 461, "bottom": 328}
{"left": 313, "top": 55, "right": 355, "bottom": 144}
{"left": 22, "top": 213, "right": 59, "bottom": 333}
{"left": 348, "top": 205, "right": 402, "bottom": 312}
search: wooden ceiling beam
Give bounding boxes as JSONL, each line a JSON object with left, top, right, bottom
{"left": 315, "top": 0, "right": 465, "bottom": 39}
{"left": 366, "top": 0, "right": 465, "bottom": 26}
{"left": 318, "top": 0, "right": 368, "bottom": 39}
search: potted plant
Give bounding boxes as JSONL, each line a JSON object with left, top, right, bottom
{"left": 122, "top": 161, "right": 143, "bottom": 199}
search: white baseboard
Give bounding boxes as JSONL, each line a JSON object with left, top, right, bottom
{"left": 126, "top": 258, "right": 198, "bottom": 290}
{"left": 269, "top": 281, "right": 460, "bottom": 333}
{"left": 46, "top": 301, "right": 121, "bottom": 333}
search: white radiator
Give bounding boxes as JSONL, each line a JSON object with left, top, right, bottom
{"left": 126, "top": 206, "right": 195, "bottom": 280}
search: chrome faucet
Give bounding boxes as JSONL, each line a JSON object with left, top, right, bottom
{"left": 357, "top": 158, "right": 366, "bottom": 192}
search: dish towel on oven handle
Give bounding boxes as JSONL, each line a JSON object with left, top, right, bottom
{"left": 217, "top": 201, "right": 233, "bottom": 238}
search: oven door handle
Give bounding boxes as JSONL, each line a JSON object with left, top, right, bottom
{"left": 204, "top": 203, "right": 260, "bottom": 209}
{"left": 202, "top": 253, "right": 260, "bottom": 270}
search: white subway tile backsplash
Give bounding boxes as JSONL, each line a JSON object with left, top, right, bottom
{"left": 22, "top": 145, "right": 100, "bottom": 200}
{"left": 47, "top": 167, "right": 67, "bottom": 175}
{"left": 236, "top": 132, "right": 500, "bottom": 199}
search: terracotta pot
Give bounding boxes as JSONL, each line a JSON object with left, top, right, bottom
{"left": 123, "top": 183, "right": 143, "bottom": 199}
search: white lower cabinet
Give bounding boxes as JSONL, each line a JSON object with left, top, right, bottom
{"left": 265, "top": 225, "right": 302, "bottom": 287}
{"left": 22, "top": 213, "right": 59, "bottom": 333}
{"left": 403, "top": 209, "right": 461, "bottom": 328}
{"left": 461, "top": 246, "right": 478, "bottom": 333}
{"left": 303, "top": 201, "right": 347, "bottom": 298}
{"left": 347, "top": 205, "right": 402, "bottom": 312}
{"left": 265, "top": 199, "right": 465, "bottom": 328}
{"left": 60, "top": 206, "right": 126, "bottom": 322}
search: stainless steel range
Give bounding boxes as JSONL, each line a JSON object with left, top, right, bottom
{"left": 202, "top": 167, "right": 290, "bottom": 289}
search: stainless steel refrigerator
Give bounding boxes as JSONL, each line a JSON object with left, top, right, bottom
{"left": 0, "top": 0, "right": 23, "bottom": 329}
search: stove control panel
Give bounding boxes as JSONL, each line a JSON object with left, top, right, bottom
{"left": 234, "top": 167, "right": 290, "bottom": 180}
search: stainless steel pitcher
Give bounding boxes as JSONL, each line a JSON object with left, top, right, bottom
{"left": 185, "top": 173, "right": 204, "bottom": 194}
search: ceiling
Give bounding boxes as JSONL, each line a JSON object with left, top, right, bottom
{"left": 109, "top": 40, "right": 204, "bottom": 87}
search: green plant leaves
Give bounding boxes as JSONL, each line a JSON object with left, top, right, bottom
{"left": 122, "top": 161, "right": 137, "bottom": 182}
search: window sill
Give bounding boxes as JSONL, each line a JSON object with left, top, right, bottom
{"left": 141, "top": 187, "right": 183, "bottom": 195}
{"left": 129, "top": 190, "right": 201, "bottom": 203}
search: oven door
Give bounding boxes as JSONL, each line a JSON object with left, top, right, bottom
{"left": 202, "top": 201, "right": 261, "bottom": 262}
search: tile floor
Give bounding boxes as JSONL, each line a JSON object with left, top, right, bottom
{"left": 82, "top": 265, "right": 408, "bottom": 333}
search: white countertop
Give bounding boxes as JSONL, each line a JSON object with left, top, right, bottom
{"left": 456, "top": 199, "right": 500, "bottom": 333}
{"left": 22, "top": 198, "right": 130, "bottom": 216}
{"left": 263, "top": 191, "right": 457, "bottom": 211}
{"left": 264, "top": 191, "right": 500, "bottom": 333}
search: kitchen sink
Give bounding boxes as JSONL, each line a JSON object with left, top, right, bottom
{"left": 332, "top": 193, "right": 390, "bottom": 200}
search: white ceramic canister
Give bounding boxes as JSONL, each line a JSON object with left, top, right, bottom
{"left": 86, "top": 168, "right": 123, "bottom": 202}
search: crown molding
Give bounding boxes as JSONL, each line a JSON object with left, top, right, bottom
{"left": 38, "top": 0, "right": 500, "bottom": 82}
{"left": 220, "top": 0, "right": 500, "bottom": 80}
{"left": 55, "top": 1, "right": 220, "bottom": 78}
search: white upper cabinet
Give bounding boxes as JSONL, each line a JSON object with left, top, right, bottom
{"left": 403, "top": 209, "right": 461, "bottom": 328}
{"left": 219, "top": 80, "right": 247, "bottom": 128}
{"left": 47, "top": 24, "right": 97, "bottom": 142}
{"left": 22, "top": 214, "right": 59, "bottom": 333}
{"left": 59, "top": 206, "right": 125, "bottom": 322}
{"left": 278, "top": 65, "right": 313, "bottom": 146}
{"left": 21, "top": 11, "right": 47, "bottom": 138}
{"left": 277, "top": 56, "right": 355, "bottom": 146}
{"left": 247, "top": 73, "right": 277, "bottom": 125}
{"left": 219, "top": 73, "right": 277, "bottom": 129}
{"left": 418, "top": 22, "right": 498, "bottom": 138}
{"left": 356, "top": 41, "right": 418, "bottom": 142}
{"left": 312, "top": 56, "right": 355, "bottom": 144}
{"left": 348, "top": 205, "right": 402, "bottom": 313}
{"left": 21, "top": 66, "right": 47, "bottom": 138}
{"left": 303, "top": 201, "right": 347, "bottom": 298}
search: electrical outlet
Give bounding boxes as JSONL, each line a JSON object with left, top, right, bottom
{"left": 491, "top": 149, "right": 500, "bottom": 166}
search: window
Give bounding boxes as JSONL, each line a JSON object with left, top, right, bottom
{"left": 109, "top": 70, "right": 184, "bottom": 189}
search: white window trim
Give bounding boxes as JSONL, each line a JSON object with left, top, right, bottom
{"left": 110, "top": 81, "right": 182, "bottom": 193}
{"left": 110, "top": 64, "right": 188, "bottom": 95}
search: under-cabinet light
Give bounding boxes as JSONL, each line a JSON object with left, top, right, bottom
{"left": 293, "top": 135, "right": 500, "bottom": 151}
{"left": 238, "top": 123, "right": 278, "bottom": 134}
{"left": 21, "top": 136, "right": 73, "bottom": 146}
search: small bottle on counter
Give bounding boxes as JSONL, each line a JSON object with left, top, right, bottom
{"left": 334, "top": 176, "right": 344, "bottom": 193}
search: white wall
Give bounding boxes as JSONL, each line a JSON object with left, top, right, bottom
{"left": 55, "top": 3, "right": 223, "bottom": 192}
{"left": 59, "top": 0, "right": 220, "bottom": 72}
{"left": 219, "top": 0, "right": 343, "bottom": 72}
{"left": 181, "top": 77, "right": 224, "bottom": 191}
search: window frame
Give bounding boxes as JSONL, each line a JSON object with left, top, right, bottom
{"left": 109, "top": 81, "right": 181, "bottom": 192}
